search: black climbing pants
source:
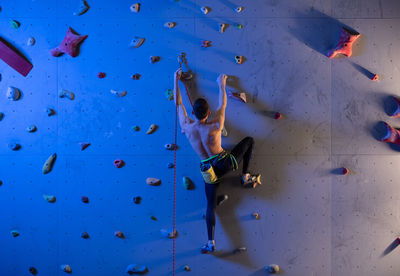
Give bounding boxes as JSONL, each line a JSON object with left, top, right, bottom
{"left": 202, "top": 136, "right": 255, "bottom": 241}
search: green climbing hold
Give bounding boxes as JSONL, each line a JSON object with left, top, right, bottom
{"left": 11, "top": 230, "right": 19, "bottom": 237}
{"left": 235, "top": 23, "right": 243, "bottom": 29}
{"left": 42, "top": 153, "right": 57, "bottom": 174}
{"left": 10, "top": 20, "right": 20, "bottom": 29}
{"left": 183, "top": 176, "right": 194, "bottom": 190}
{"left": 150, "top": 215, "right": 157, "bottom": 221}
{"left": 165, "top": 89, "right": 173, "bottom": 100}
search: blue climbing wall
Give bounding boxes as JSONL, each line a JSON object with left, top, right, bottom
{"left": 1, "top": 0, "right": 400, "bottom": 275}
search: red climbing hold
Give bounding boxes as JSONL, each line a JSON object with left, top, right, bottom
{"left": 81, "top": 196, "right": 89, "bottom": 203}
{"left": 132, "top": 73, "right": 141, "bottom": 80}
{"left": 201, "top": 40, "right": 211, "bottom": 47}
{"left": 340, "top": 167, "right": 350, "bottom": 175}
{"left": 381, "top": 122, "right": 400, "bottom": 146}
{"left": 274, "top": 112, "right": 282, "bottom": 120}
{"left": 114, "top": 159, "right": 125, "bottom": 168}
{"left": 50, "top": 27, "right": 88, "bottom": 57}
{"left": 327, "top": 27, "right": 360, "bottom": 59}
{"left": 97, "top": 72, "right": 106, "bottom": 78}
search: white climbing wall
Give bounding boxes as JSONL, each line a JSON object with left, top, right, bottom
{"left": 1, "top": 0, "right": 400, "bottom": 275}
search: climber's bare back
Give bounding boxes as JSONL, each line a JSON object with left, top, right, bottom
{"left": 182, "top": 120, "right": 224, "bottom": 160}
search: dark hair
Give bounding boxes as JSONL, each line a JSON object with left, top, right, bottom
{"left": 193, "top": 98, "right": 209, "bottom": 120}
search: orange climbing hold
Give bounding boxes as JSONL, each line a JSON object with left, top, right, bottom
{"left": 327, "top": 27, "right": 360, "bottom": 59}
{"left": 201, "top": 40, "right": 211, "bottom": 47}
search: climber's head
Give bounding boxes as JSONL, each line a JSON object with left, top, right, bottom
{"left": 193, "top": 98, "right": 210, "bottom": 121}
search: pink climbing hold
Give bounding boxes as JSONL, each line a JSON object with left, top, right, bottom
{"left": 381, "top": 122, "right": 400, "bottom": 146}
{"left": 50, "top": 27, "right": 88, "bottom": 57}
{"left": 228, "top": 90, "right": 247, "bottom": 103}
{"left": 274, "top": 112, "right": 282, "bottom": 120}
{"left": 114, "top": 159, "right": 125, "bottom": 168}
{"left": 327, "top": 27, "right": 360, "bottom": 59}
{"left": 97, "top": 72, "right": 106, "bottom": 78}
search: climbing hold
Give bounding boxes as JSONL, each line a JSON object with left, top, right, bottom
{"left": 132, "top": 73, "right": 141, "bottom": 80}
{"left": 11, "top": 230, "right": 19, "bottom": 237}
{"left": 165, "top": 143, "right": 177, "bottom": 150}
{"left": 380, "top": 122, "right": 400, "bottom": 145}
{"left": 150, "top": 56, "right": 160, "bottom": 63}
{"left": 235, "top": 55, "right": 243, "bottom": 64}
{"left": 29, "top": 267, "right": 38, "bottom": 275}
{"left": 217, "top": 194, "right": 228, "bottom": 206}
{"left": 73, "top": 0, "right": 90, "bottom": 16}
{"left": 233, "top": 247, "right": 247, "bottom": 253}
{"left": 133, "top": 196, "right": 141, "bottom": 204}
{"left": 132, "top": 125, "right": 140, "bottom": 131}
{"left": 201, "top": 40, "right": 211, "bottom": 48}
{"left": 340, "top": 167, "right": 350, "bottom": 175}
{"left": 160, "top": 228, "right": 177, "bottom": 238}
{"left": 114, "top": 159, "right": 125, "bottom": 168}
{"left": 252, "top": 212, "right": 260, "bottom": 220}
{"left": 7, "top": 86, "right": 21, "bottom": 101}
{"left": 167, "top": 162, "right": 174, "bottom": 169}
{"left": 181, "top": 72, "right": 193, "bottom": 80}
{"left": 8, "top": 142, "right": 21, "bottom": 151}
{"left": 235, "top": 6, "right": 244, "bottom": 13}
{"left": 0, "top": 180, "right": 2, "bottom": 186}
{"left": 371, "top": 74, "right": 379, "bottom": 81}
{"left": 79, "top": 142, "right": 90, "bottom": 151}
{"left": 228, "top": 90, "right": 247, "bottom": 103}
{"left": 150, "top": 215, "right": 157, "bottom": 221}
{"left": 43, "top": 194, "right": 56, "bottom": 203}
{"left": 59, "top": 89, "right": 75, "bottom": 100}
{"left": 0, "top": 112, "right": 4, "bottom": 121}
{"left": 235, "top": 23, "right": 243, "bottom": 29}
{"left": 265, "top": 264, "right": 280, "bottom": 274}
{"left": 81, "top": 232, "right": 89, "bottom": 239}
{"left": 46, "top": 108, "right": 56, "bottom": 116}
{"left": 327, "top": 27, "right": 360, "bottom": 59}
{"left": 27, "top": 125, "right": 37, "bottom": 132}
{"left": 165, "top": 89, "right": 173, "bottom": 100}
{"left": 183, "top": 176, "right": 194, "bottom": 190}
{"left": 183, "top": 265, "right": 190, "bottom": 271}
{"left": 10, "top": 20, "right": 20, "bottom": 29}
{"left": 200, "top": 6, "right": 210, "bottom": 14}
{"left": 60, "top": 264, "right": 72, "bottom": 273}
{"left": 130, "top": 3, "right": 140, "bottom": 13}
{"left": 114, "top": 231, "right": 124, "bottom": 238}
{"left": 42, "top": 153, "right": 57, "bottom": 174}
{"left": 50, "top": 27, "right": 88, "bottom": 57}
{"left": 219, "top": 23, "right": 227, "bottom": 33}
{"left": 110, "top": 89, "right": 127, "bottom": 97}
{"left": 274, "top": 112, "right": 282, "bottom": 120}
{"left": 97, "top": 72, "right": 106, "bottom": 78}
{"left": 389, "top": 97, "right": 400, "bottom": 117}
{"left": 27, "top": 37, "right": 35, "bottom": 46}
{"left": 164, "top": 22, "right": 176, "bottom": 28}
{"left": 146, "top": 177, "right": 161, "bottom": 186}
{"left": 126, "top": 264, "right": 148, "bottom": 275}
{"left": 81, "top": 196, "right": 89, "bottom": 203}
{"left": 130, "top": 37, "right": 145, "bottom": 48}
{"left": 222, "top": 125, "right": 228, "bottom": 137}
{"left": 146, "top": 124, "right": 157, "bottom": 134}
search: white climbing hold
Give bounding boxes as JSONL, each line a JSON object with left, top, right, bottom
{"left": 222, "top": 125, "right": 228, "bottom": 137}
{"left": 130, "top": 36, "right": 145, "bottom": 48}
{"left": 130, "top": 3, "right": 140, "bottom": 13}
{"left": 265, "top": 264, "right": 280, "bottom": 274}
{"left": 126, "top": 264, "right": 148, "bottom": 274}
{"left": 146, "top": 177, "right": 161, "bottom": 186}
{"left": 7, "top": 86, "right": 21, "bottom": 101}
{"left": 228, "top": 90, "right": 247, "bottom": 103}
{"left": 27, "top": 37, "right": 35, "bottom": 46}
{"left": 235, "top": 6, "right": 244, "bottom": 13}
{"left": 11, "top": 230, "right": 19, "bottom": 237}
{"left": 27, "top": 125, "right": 37, "bottom": 132}
{"left": 42, "top": 153, "right": 57, "bottom": 174}
{"left": 165, "top": 143, "right": 177, "bottom": 150}
{"left": 164, "top": 22, "right": 176, "bottom": 28}
{"left": 59, "top": 89, "right": 75, "bottom": 100}
{"left": 73, "top": 0, "right": 89, "bottom": 16}
{"left": 160, "top": 228, "right": 177, "bottom": 238}
{"left": 110, "top": 89, "right": 127, "bottom": 97}
{"left": 60, "top": 264, "right": 72, "bottom": 273}
{"left": 146, "top": 124, "right": 157, "bottom": 134}
{"left": 219, "top": 23, "right": 227, "bottom": 33}
{"left": 43, "top": 194, "right": 56, "bottom": 203}
{"left": 200, "top": 6, "right": 210, "bottom": 14}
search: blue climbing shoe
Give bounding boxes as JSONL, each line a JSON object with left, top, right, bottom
{"left": 201, "top": 240, "right": 216, "bottom": 254}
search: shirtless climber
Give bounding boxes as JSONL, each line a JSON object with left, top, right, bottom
{"left": 173, "top": 68, "right": 262, "bottom": 254}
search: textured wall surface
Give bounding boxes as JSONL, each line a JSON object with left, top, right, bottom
{"left": 1, "top": 0, "right": 400, "bottom": 275}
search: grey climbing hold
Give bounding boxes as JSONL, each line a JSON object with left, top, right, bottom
{"left": 46, "top": 108, "right": 55, "bottom": 116}
{"left": 27, "top": 37, "right": 35, "bottom": 46}
{"left": 81, "top": 232, "right": 89, "bottom": 239}
{"left": 265, "top": 264, "right": 279, "bottom": 274}
{"left": 146, "top": 124, "right": 157, "bottom": 134}
{"left": 43, "top": 194, "right": 56, "bottom": 203}
{"left": 146, "top": 177, "right": 161, "bottom": 186}
{"left": 0, "top": 112, "right": 3, "bottom": 121}
{"left": 9, "top": 142, "right": 21, "bottom": 151}
{"left": 73, "top": 0, "right": 90, "bottom": 16}
{"left": 126, "top": 264, "right": 148, "bottom": 274}
{"left": 42, "top": 153, "right": 57, "bottom": 174}
{"left": 182, "top": 176, "right": 194, "bottom": 190}
{"left": 222, "top": 125, "right": 228, "bottom": 137}
{"left": 60, "top": 264, "right": 72, "bottom": 273}
{"left": 130, "top": 37, "right": 145, "bottom": 48}
{"left": 27, "top": 125, "right": 37, "bottom": 132}
{"left": 160, "top": 228, "right": 177, "bottom": 238}
{"left": 130, "top": 3, "right": 140, "bottom": 13}
{"left": 233, "top": 247, "right": 247, "bottom": 253}
{"left": 59, "top": 89, "right": 75, "bottom": 100}
{"left": 79, "top": 142, "right": 90, "bottom": 150}
{"left": 11, "top": 230, "right": 19, "bottom": 237}
{"left": 165, "top": 143, "right": 177, "bottom": 150}
{"left": 7, "top": 86, "right": 21, "bottom": 101}
{"left": 110, "top": 89, "right": 127, "bottom": 97}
